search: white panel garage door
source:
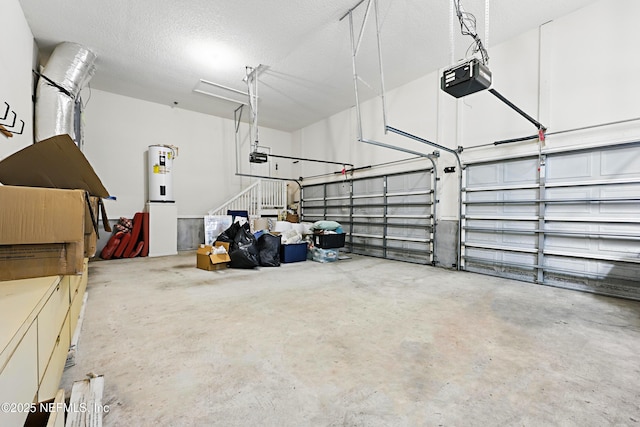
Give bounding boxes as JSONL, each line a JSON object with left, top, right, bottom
{"left": 462, "top": 142, "right": 640, "bottom": 299}
{"left": 301, "top": 169, "right": 435, "bottom": 265}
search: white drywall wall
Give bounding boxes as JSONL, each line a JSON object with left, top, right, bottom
{"left": 297, "top": 70, "right": 442, "bottom": 181}
{"left": 540, "top": 0, "right": 640, "bottom": 148}
{"left": 82, "top": 89, "right": 293, "bottom": 218}
{"left": 0, "top": 0, "right": 35, "bottom": 158}
{"left": 297, "top": 0, "right": 640, "bottom": 219}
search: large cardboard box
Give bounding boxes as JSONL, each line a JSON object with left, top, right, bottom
{"left": 0, "top": 134, "right": 110, "bottom": 280}
{"left": 0, "top": 186, "right": 85, "bottom": 280}
{"left": 196, "top": 242, "right": 231, "bottom": 271}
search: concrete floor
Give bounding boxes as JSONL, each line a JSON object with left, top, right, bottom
{"left": 61, "top": 252, "right": 640, "bottom": 426}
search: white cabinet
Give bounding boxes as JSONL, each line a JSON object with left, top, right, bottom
{"left": 0, "top": 259, "right": 89, "bottom": 426}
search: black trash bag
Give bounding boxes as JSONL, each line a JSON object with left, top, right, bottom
{"left": 229, "top": 223, "right": 260, "bottom": 268}
{"left": 216, "top": 221, "right": 241, "bottom": 245}
{"left": 258, "top": 233, "right": 281, "bottom": 267}
{"left": 233, "top": 222, "right": 254, "bottom": 246}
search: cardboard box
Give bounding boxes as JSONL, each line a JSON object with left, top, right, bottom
{"left": 84, "top": 196, "right": 100, "bottom": 258}
{"left": 0, "top": 186, "right": 85, "bottom": 280}
{"left": 0, "top": 134, "right": 110, "bottom": 280}
{"left": 286, "top": 214, "right": 299, "bottom": 223}
{"left": 0, "top": 135, "right": 109, "bottom": 198}
{"left": 197, "top": 242, "right": 231, "bottom": 271}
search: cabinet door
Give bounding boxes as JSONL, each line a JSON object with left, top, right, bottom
{"left": 68, "top": 258, "right": 88, "bottom": 302}
{"left": 39, "top": 313, "right": 71, "bottom": 401}
{"left": 46, "top": 389, "right": 66, "bottom": 427}
{"left": 0, "top": 321, "right": 38, "bottom": 427}
{"left": 0, "top": 275, "right": 59, "bottom": 358}
{"left": 69, "top": 260, "right": 89, "bottom": 338}
{"left": 37, "top": 279, "right": 70, "bottom": 382}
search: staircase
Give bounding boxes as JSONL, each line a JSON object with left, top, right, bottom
{"left": 207, "top": 179, "right": 288, "bottom": 219}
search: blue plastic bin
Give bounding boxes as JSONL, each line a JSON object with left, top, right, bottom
{"left": 281, "top": 243, "right": 307, "bottom": 263}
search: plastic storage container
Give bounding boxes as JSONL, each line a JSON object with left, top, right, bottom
{"left": 281, "top": 243, "right": 308, "bottom": 263}
{"left": 311, "top": 247, "right": 339, "bottom": 263}
{"left": 313, "top": 233, "right": 346, "bottom": 249}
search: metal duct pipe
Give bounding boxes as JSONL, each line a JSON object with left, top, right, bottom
{"left": 35, "top": 42, "right": 97, "bottom": 143}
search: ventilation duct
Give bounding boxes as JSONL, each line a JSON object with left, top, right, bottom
{"left": 35, "top": 42, "right": 97, "bottom": 143}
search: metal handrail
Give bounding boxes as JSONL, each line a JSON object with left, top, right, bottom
{"left": 207, "top": 179, "right": 287, "bottom": 217}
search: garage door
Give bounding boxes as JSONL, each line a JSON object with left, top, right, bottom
{"left": 462, "top": 142, "right": 640, "bottom": 299}
{"left": 301, "top": 169, "right": 435, "bottom": 265}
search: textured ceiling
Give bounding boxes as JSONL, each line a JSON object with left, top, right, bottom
{"left": 18, "top": 0, "right": 599, "bottom": 132}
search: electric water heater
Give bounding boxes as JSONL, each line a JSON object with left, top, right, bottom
{"left": 148, "top": 144, "right": 177, "bottom": 202}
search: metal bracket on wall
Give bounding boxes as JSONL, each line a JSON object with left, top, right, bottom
{"left": 0, "top": 102, "right": 25, "bottom": 138}
{"left": 1, "top": 102, "right": 8, "bottom": 120}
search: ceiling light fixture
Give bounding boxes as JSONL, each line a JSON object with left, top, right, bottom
{"left": 193, "top": 79, "right": 250, "bottom": 105}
